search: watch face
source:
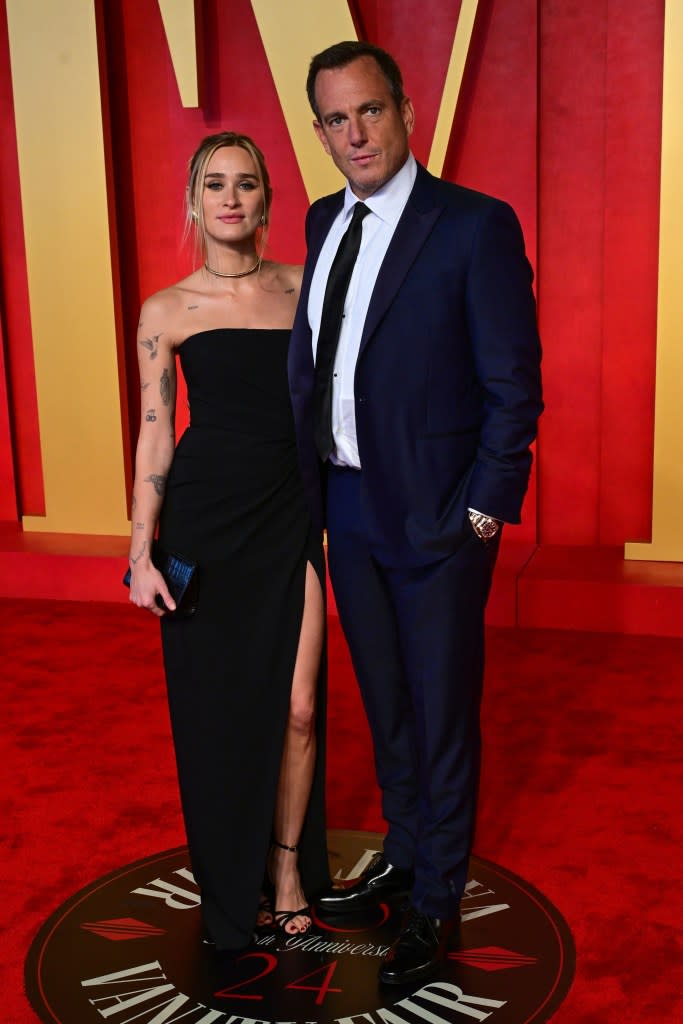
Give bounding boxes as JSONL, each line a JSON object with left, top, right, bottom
{"left": 468, "top": 512, "right": 499, "bottom": 540}
{"left": 471, "top": 515, "right": 499, "bottom": 539}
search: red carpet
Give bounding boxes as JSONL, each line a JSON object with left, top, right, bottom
{"left": 1, "top": 598, "right": 682, "bottom": 1021}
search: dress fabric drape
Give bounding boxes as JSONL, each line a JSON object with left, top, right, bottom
{"left": 158, "top": 328, "right": 329, "bottom": 950}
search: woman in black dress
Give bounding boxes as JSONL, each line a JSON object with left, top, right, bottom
{"left": 127, "top": 132, "right": 329, "bottom": 950}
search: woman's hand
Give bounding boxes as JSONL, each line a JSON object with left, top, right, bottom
{"left": 128, "top": 561, "right": 176, "bottom": 616}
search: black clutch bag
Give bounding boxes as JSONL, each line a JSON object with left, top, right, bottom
{"left": 123, "top": 542, "right": 198, "bottom": 618}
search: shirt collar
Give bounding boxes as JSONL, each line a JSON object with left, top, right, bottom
{"left": 341, "top": 152, "right": 417, "bottom": 226}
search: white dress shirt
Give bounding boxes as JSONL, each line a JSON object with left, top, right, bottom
{"left": 308, "top": 154, "right": 417, "bottom": 468}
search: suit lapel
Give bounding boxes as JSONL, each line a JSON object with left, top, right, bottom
{"left": 360, "top": 165, "right": 444, "bottom": 354}
{"left": 292, "top": 192, "right": 344, "bottom": 382}
{"left": 303, "top": 193, "right": 345, "bottom": 301}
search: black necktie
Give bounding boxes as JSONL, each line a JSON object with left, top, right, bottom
{"left": 314, "top": 202, "right": 370, "bottom": 461}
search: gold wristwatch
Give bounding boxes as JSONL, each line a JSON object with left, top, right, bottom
{"left": 468, "top": 510, "right": 501, "bottom": 541}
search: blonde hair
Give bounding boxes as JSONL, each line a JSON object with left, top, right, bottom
{"left": 185, "top": 131, "right": 272, "bottom": 265}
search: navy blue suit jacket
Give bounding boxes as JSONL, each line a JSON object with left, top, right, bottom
{"left": 288, "top": 163, "right": 543, "bottom": 567}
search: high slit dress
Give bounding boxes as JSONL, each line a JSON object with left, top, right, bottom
{"left": 158, "top": 328, "right": 329, "bottom": 950}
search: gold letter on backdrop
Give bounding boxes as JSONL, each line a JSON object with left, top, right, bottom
{"left": 158, "top": 0, "right": 199, "bottom": 107}
{"left": 251, "top": 0, "right": 479, "bottom": 199}
{"left": 6, "top": 0, "right": 129, "bottom": 535}
{"left": 625, "top": 1, "right": 683, "bottom": 562}
{"left": 428, "top": 0, "right": 479, "bottom": 176}
{"left": 250, "top": 0, "right": 358, "bottom": 201}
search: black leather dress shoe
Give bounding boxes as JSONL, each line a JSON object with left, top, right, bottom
{"left": 379, "top": 906, "right": 458, "bottom": 985}
{"left": 200, "top": 924, "right": 250, "bottom": 955}
{"left": 316, "top": 853, "right": 414, "bottom": 914}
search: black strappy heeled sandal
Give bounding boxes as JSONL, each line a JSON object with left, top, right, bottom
{"left": 270, "top": 839, "right": 311, "bottom": 934}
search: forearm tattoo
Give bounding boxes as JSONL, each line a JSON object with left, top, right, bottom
{"left": 160, "top": 368, "right": 170, "bottom": 406}
{"left": 139, "top": 334, "right": 161, "bottom": 360}
{"left": 130, "top": 539, "right": 148, "bottom": 564}
{"left": 140, "top": 381, "right": 151, "bottom": 391}
{"left": 145, "top": 409, "right": 157, "bottom": 422}
{"left": 144, "top": 473, "right": 166, "bottom": 496}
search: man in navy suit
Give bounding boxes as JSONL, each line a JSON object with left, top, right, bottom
{"left": 288, "top": 41, "right": 542, "bottom": 985}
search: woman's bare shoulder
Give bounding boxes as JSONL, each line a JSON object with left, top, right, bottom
{"left": 264, "top": 261, "right": 303, "bottom": 295}
{"left": 138, "top": 273, "right": 204, "bottom": 338}
{"left": 139, "top": 286, "right": 176, "bottom": 324}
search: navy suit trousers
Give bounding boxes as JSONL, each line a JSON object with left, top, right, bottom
{"left": 326, "top": 464, "right": 500, "bottom": 917}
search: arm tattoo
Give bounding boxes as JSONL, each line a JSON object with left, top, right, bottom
{"left": 130, "top": 539, "right": 147, "bottom": 564}
{"left": 144, "top": 473, "right": 167, "bottom": 496}
{"left": 145, "top": 409, "right": 157, "bottom": 422}
{"left": 131, "top": 495, "right": 137, "bottom": 511}
{"left": 135, "top": 521, "right": 145, "bottom": 530}
{"left": 140, "top": 381, "right": 151, "bottom": 391}
{"left": 187, "top": 304, "right": 198, "bottom": 310}
{"left": 139, "top": 334, "right": 161, "bottom": 360}
{"left": 285, "top": 287, "right": 295, "bottom": 294}
{"left": 160, "top": 368, "right": 170, "bottom": 406}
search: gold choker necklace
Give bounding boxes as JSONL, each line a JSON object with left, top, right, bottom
{"left": 204, "top": 259, "right": 260, "bottom": 279}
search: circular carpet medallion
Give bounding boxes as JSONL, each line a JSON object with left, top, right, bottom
{"left": 26, "top": 829, "right": 574, "bottom": 1024}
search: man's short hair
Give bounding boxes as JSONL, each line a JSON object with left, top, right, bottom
{"left": 306, "top": 41, "right": 406, "bottom": 119}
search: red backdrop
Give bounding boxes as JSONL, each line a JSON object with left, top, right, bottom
{"left": 0, "top": 0, "right": 664, "bottom": 552}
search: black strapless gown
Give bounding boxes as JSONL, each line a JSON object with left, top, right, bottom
{"left": 158, "top": 328, "right": 329, "bottom": 949}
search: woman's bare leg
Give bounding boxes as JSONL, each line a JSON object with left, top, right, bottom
{"left": 270, "top": 561, "right": 324, "bottom": 933}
